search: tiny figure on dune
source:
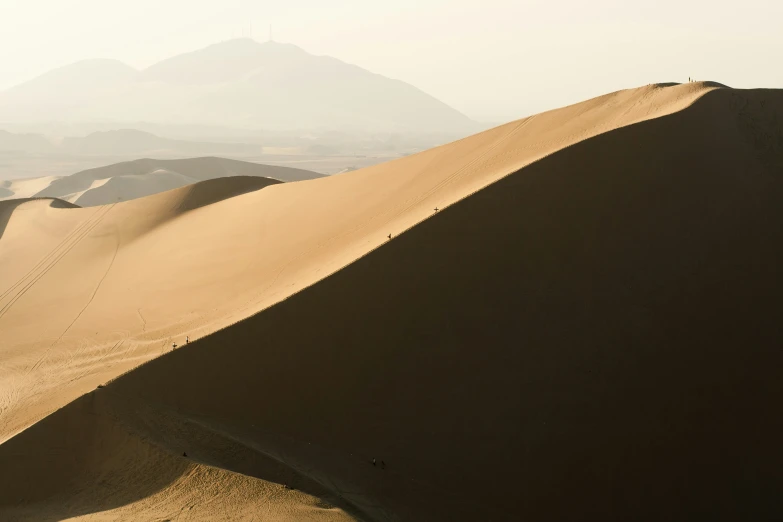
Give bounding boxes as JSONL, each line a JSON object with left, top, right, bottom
{"left": 387, "top": 234, "right": 392, "bottom": 240}
{"left": 372, "top": 458, "right": 377, "bottom": 466}
{"left": 186, "top": 336, "right": 189, "bottom": 344}
{"left": 172, "top": 343, "right": 177, "bottom": 349}
{"left": 380, "top": 460, "right": 386, "bottom": 469}
{"left": 183, "top": 452, "right": 188, "bottom": 457}
{"left": 434, "top": 207, "right": 439, "bottom": 212}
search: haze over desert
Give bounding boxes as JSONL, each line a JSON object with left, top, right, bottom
{"left": 2, "top": 1, "right": 783, "bottom": 521}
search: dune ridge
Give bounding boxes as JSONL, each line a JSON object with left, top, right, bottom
{"left": 2, "top": 156, "right": 321, "bottom": 206}
{"left": 5, "top": 83, "right": 782, "bottom": 520}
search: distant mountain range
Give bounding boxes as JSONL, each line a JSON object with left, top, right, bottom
{"left": 0, "top": 130, "right": 57, "bottom": 153}
{"left": 0, "top": 128, "right": 262, "bottom": 156}
{"left": 61, "top": 129, "right": 263, "bottom": 156}
{"left": 0, "top": 39, "right": 477, "bottom": 134}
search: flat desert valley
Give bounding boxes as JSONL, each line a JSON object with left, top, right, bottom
{"left": 2, "top": 82, "right": 783, "bottom": 520}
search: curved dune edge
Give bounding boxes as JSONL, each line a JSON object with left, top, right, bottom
{"left": 0, "top": 158, "right": 321, "bottom": 205}
{"left": 0, "top": 196, "right": 80, "bottom": 218}
{"left": 0, "top": 197, "right": 80, "bottom": 240}
{"left": 0, "top": 83, "right": 780, "bottom": 520}
{"left": 26, "top": 156, "right": 321, "bottom": 206}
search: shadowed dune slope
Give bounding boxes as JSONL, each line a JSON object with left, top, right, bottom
{"left": 6, "top": 83, "right": 783, "bottom": 520}
{"left": 0, "top": 393, "right": 355, "bottom": 522}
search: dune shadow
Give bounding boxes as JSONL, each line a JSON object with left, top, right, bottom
{"left": 0, "top": 392, "right": 191, "bottom": 521}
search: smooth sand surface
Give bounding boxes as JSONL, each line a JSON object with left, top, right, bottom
{"left": 4, "top": 82, "right": 783, "bottom": 520}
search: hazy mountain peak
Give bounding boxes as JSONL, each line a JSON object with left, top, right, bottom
{"left": 201, "top": 38, "right": 304, "bottom": 52}
{"left": 205, "top": 37, "right": 305, "bottom": 54}
{"left": 139, "top": 38, "right": 310, "bottom": 85}
{"left": 57, "top": 58, "right": 135, "bottom": 71}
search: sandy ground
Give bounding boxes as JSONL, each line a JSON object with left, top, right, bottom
{"left": 4, "top": 82, "right": 783, "bottom": 520}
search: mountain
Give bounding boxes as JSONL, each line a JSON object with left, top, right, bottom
{"left": 0, "top": 128, "right": 262, "bottom": 156}
{"left": 0, "top": 130, "right": 55, "bottom": 153}
{"left": 0, "top": 59, "right": 137, "bottom": 123}
{"left": 171, "top": 40, "right": 476, "bottom": 132}
{"left": 139, "top": 37, "right": 290, "bottom": 85}
{"left": 0, "top": 40, "right": 477, "bottom": 134}
{"left": 1, "top": 157, "right": 321, "bottom": 206}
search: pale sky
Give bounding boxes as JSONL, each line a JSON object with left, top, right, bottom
{"left": 0, "top": 0, "right": 781, "bottom": 122}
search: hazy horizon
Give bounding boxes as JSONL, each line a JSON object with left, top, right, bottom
{"left": 2, "top": 0, "right": 782, "bottom": 123}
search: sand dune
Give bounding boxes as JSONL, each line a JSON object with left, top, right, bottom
{"left": 0, "top": 156, "right": 321, "bottom": 206}
{"left": 3, "top": 82, "right": 783, "bottom": 520}
{"left": 0, "top": 197, "right": 78, "bottom": 239}
{"left": 0, "top": 175, "right": 63, "bottom": 200}
{"left": 59, "top": 171, "right": 194, "bottom": 206}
